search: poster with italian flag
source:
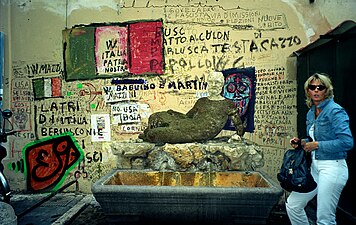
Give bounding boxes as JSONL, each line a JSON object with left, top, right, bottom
{"left": 32, "top": 77, "right": 62, "bottom": 100}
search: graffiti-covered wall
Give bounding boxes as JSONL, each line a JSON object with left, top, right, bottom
{"left": 1, "top": 0, "right": 356, "bottom": 193}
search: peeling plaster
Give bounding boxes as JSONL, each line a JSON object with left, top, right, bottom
{"left": 305, "top": 28, "right": 315, "bottom": 38}
{"left": 66, "top": 0, "right": 119, "bottom": 15}
{"left": 0, "top": 0, "right": 32, "bottom": 10}
{"left": 282, "top": 0, "right": 331, "bottom": 42}
{"left": 282, "top": 0, "right": 316, "bottom": 41}
{"left": 0, "top": 0, "right": 119, "bottom": 17}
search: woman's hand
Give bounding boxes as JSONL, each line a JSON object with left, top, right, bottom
{"left": 303, "top": 141, "right": 318, "bottom": 152}
{"left": 290, "top": 137, "right": 300, "bottom": 149}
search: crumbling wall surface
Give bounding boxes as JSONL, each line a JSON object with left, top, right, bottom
{"left": 1, "top": 0, "right": 355, "bottom": 193}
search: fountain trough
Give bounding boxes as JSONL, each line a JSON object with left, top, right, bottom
{"left": 92, "top": 169, "right": 283, "bottom": 224}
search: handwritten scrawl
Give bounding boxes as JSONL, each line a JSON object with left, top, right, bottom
{"left": 23, "top": 132, "right": 83, "bottom": 192}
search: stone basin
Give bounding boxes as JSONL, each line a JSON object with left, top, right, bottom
{"left": 92, "top": 169, "right": 283, "bottom": 224}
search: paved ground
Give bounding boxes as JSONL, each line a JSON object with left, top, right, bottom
{"left": 5, "top": 192, "right": 291, "bottom": 225}
{"left": 11, "top": 193, "right": 92, "bottom": 225}
{"left": 6, "top": 192, "right": 112, "bottom": 225}
{"left": 70, "top": 200, "right": 292, "bottom": 225}
{"left": 2, "top": 192, "right": 353, "bottom": 225}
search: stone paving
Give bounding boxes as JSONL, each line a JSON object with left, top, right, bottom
{"left": 10, "top": 193, "right": 89, "bottom": 225}
{"left": 4, "top": 192, "right": 352, "bottom": 225}
{"left": 6, "top": 192, "right": 292, "bottom": 225}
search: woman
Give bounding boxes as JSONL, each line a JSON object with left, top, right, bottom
{"left": 286, "top": 73, "right": 353, "bottom": 225}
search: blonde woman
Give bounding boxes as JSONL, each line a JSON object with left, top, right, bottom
{"left": 286, "top": 73, "right": 354, "bottom": 225}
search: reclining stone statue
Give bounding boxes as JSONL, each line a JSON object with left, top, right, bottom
{"left": 138, "top": 72, "right": 245, "bottom": 143}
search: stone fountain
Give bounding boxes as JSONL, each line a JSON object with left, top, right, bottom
{"left": 92, "top": 72, "right": 282, "bottom": 224}
{"left": 92, "top": 136, "right": 283, "bottom": 224}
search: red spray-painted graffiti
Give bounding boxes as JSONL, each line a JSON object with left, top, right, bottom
{"left": 22, "top": 132, "right": 83, "bottom": 192}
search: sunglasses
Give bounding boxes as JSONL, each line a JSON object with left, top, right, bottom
{"left": 308, "top": 84, "right": 326, "bottom": 91}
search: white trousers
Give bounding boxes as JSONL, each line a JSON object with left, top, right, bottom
{"left": 285, "top": 159, "right": 348, "bottom": 225}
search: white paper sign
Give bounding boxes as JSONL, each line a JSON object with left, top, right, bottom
{"left": 103, "top": 86, "right": 130, "bottom": 103}
{"left": 111, "top": 103, "right": 140, "bottom": 124}
{"left": 91, "top": 114, "right": 111, "bottom": 142}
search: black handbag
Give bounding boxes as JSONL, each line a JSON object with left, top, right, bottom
{"left": 277, "top": 137, "right": 317, "bottom": 193}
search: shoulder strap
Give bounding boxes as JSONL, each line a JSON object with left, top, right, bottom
{"left": 303, "top": 136, "right": 313, "bottom": 168}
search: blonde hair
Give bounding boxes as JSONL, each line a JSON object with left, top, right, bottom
{"left": 304, "top": 73, "right": 334, "bottom": 108}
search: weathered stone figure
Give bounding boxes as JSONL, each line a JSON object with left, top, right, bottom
{"left": 139, "top": 72, "right": 244, "bottom": 143}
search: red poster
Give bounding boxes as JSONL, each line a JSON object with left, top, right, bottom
{"left": 128, "top": 21, "right": 164, "bottom": 75}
